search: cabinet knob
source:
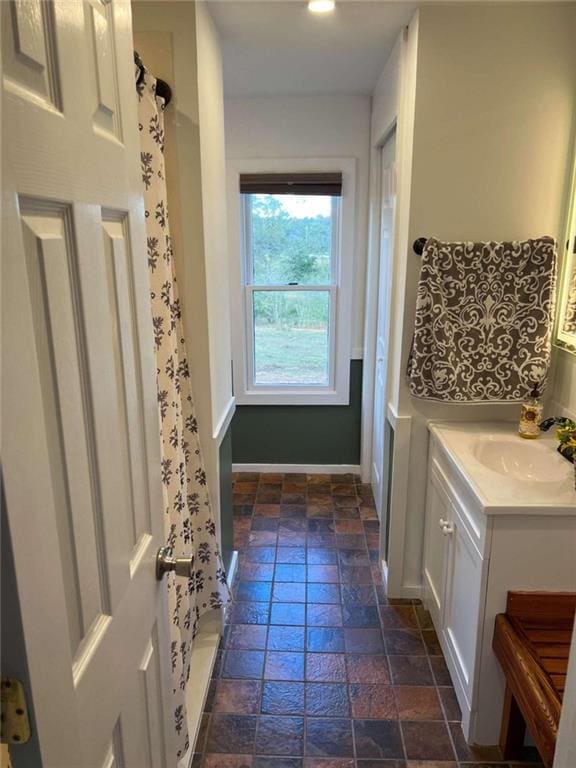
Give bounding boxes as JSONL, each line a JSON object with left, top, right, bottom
{"left": 438, "top": 518, "right": 454, "bottom": 536}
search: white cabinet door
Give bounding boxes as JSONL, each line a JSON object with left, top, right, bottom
{"left": 422, "top": 464, "right": 450, "bottom": 627}
{"left": 2, "top": 2, "right": 175, "bottom": 766}
{"left": 442, "top": 506, "right": 484, "bottom": 707}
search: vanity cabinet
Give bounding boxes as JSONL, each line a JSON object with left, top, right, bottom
{"left": 423, "top": 425, "right": 576, "bottom": 746}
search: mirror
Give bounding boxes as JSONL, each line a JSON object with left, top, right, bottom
{"left": 556, "top": 152, "right": 576, "bottom": 354}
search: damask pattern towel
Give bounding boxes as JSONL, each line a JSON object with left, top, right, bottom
{"left": 406, "top": 237, "right": 557, "bottom": 403}
{"left": 138, "top": 67, "right": 231, "bottom": 760}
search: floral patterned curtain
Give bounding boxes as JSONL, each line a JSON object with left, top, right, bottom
{"left": 137, "top": 66, "right": 231, "bottom": 760}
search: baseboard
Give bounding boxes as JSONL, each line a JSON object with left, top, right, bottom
{"left": 232, "top": 463, "right": 361, "bottom": 475}
{"left": 180, "top": 628, "right": 220, "bottom": 768}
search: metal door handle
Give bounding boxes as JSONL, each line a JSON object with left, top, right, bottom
{"left": 156, "top": 546, "right": 193, "bottom": 580}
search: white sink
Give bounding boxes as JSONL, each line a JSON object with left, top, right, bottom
{"left": 428, "top": 422, "right": 576, "bottom": 514}
{"left": 472, "top": 435, "right": 571, "bottom": 484}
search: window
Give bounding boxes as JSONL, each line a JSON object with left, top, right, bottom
{"left": 230, "top": 163, "right": 354, "bottom": 405}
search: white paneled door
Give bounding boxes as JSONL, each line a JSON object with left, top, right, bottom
{"left": 2, "top": 2, "right": 175, "bottom": 766}
{"left": 371, "top": 132, "right": 396, "bottom": 519}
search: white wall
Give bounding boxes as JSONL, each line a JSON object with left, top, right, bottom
{"left": 224, "top": 94, "right": 371, "bottom": 357}
{"left": 370, "top": 4, "right": 576, "bottom": 594}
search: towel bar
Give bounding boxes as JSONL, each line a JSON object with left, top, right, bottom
{"left": 413, "top": 237, "right": 428, "bottom": 255}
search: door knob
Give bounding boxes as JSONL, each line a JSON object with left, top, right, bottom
{"left": 156, "top": 546, "right": 193, "bottom": 580}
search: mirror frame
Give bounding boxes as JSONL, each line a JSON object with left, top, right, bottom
{"left": 555, "top": 145, "right": 576, "bottom": 355}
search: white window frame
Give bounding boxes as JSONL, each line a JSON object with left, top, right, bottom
{"left": 228, "top": 158, "right": 356, "bottom": 405}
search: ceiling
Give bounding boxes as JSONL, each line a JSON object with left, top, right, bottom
{"left": 206, "top": 1, "right": 418, "bottom": 96}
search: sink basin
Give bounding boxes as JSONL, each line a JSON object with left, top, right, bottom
{"left": 428, "top": 422, "right": 576, "bottom": 514}
{"left": 473, "top": 435, "right": 572, "bottom": 484}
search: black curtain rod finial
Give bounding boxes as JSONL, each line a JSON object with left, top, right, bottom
{"left": 413, "top": 237, "right": 428, "bottom": 256}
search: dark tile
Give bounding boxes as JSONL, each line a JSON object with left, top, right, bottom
{"left": 254, "top": 758, "right": 302, "bottom": 768}
{"left": 353, "top": 720, "right": 403, "bottom": 759}
{"left": 306, "top": 682, "right": 350, "bottom": 716}
{"left": 438, "top": 687, "right": 461, "bottom": 721}
{"left": 257, "top": 490, "right": 283, "bottom": 504}
{"left": 212, "top": 680, "right": 261, "bottom": 714}
{"left": 379, "top": 606, "right": 419, "bottom": 630}
{"left": 231, "top": 602, "right": 271, "bottom": 625}
{"left": 307, "top": 565, "right": 340, "bottom": 583}
{"left": 307, "top": 604, "right": 343, "bottom": 627}
{"left": 344, "top": 628, "right": 384, "bottom": 654}
{"left": 303, "top": 760, "right": 355, "bottom": 768}
{"left": 206, "top": 714, "right": 258, "bottom": 753}
{"left": 307, "top": 505, "right": 333, "bottom": 519}
{"left": 338, "top": 549, "right": 370, "bottom": 566}
{"left": 305, "top": 718, "right": 354, "bottom": 758}
{"left": 394, "top": 686, "right": 443, "bottom": 720}
{"left": 278, "top": 532, "right": 307, "bottom": 546}
{"left": 233, "top": 505, "right": 254, "bottom": 517}
{"left": 271, "top": 603, "right": 306, "bottom": 626}
{"left": 245, "top": 547, "right": 277, "bottom": 563}
{"left": 305, "top": 652, "right": 347, "bottom": 682}
{"left": 308, "top": 549, "right": 338, "bottom": 565}
{"left": 429, "top": 657, "right": 452, "bottom": 686}
{"left": 255, "top": 716, "right": 304, "bottom": 756}
{"left": 333, "top": 507, "right": 360, "bottom": 519}
{"left": 349, "top": 683, "right": 397, "bottom": 719}
{"left": 239, "top": 563, "right": 274, "bottom": 582}
{"left": 306, "top": 626, "right": 345, "bottom": 652}
{"left": 197, "top": 713, "right": 210, "bottom": 751}
{"left": 422, "top": 629, "right": 443, "bottom": 656}
{"left": 267, "top": 626, "right": 305, "bottom": 652}
{"left": 279, "top": 519, "right": 308, "bottom": 533}
{"left": 261, "top": 681, "right": 305, "bottom": 715}
{"left": 254, "top": 504, "right": 281, "bottom": 518}
{"left": 280, "top": 504, "right": 307, "bottom": 518}
{"left": 212, "top": 651, "right": 224, "bottom": 678}
{"left": 308, "top": 519, "right": 335, "bottom": 533}
{"left": 340, "top": 566, "right": 373, "bottom": 584}
{"left": 415, "top": 606, "right": 433, "bottom": 630}
{"left": 307, "top": 583, "right": 341, "bottom": 604}
{"left": 236, "top": 581, "right": 272, "bottom": 602}
{"left": 335, "top": 534, "right": 365, "bottom": 550}
{"left": 342, "top": 605, "right": 380, "bottom": 628}
{"left": 307, "top": 533, "right": 336, "bottom": 548}
{"left": 282, "top": 493, "right": 307, "bottom": 505}
{"left": 388, "top": 656, "right": 434, "bottom": 686}
{"left": 203, "top": 755, "right": 253, "bottom": 768}
{"left": 223, "top": 650, "right": 265, "bottom": 679}
{"left": 333, "top": 496, "right": 359, "bottom": 509}
{"left": 334, "top": 519, "right": 364, "bottom": 533}
{"left": 227, "top": 625, "right": 268, "bottom": 651}
{"left": 383, "top": 630, "right": 425, "bottom": 656}
{"left": 251, "top": 519, "right": 280, "bottom": 532}
{"left": 275, "top": 564, "right": 307, "bottom": 582}
{"left": 258, "top": 756, "right": 298, "bottom": 768}
{"left": 346, "top": 654, "right": 390, "bottom": 683}
{"left": 264, "top": 651, "right": 305, "bottom": 681}
{"left": 340, "top": 585, "right": 376, "bottom": 606}
{"left": 362, "top": 521, "right": 380, "bottom": 534}
{"left": 277, "top": 547, "right": 306, "bottom": 564}
{"left": 273, "top": 583, "right": 307, "bottom": 603}
{"left": 250, "top": 531, "right": 278, "bottom": 547}
{"left": 401, "top": 721, "right": 455, "bottom": 761}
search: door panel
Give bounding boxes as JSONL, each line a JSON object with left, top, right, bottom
{"left": 2, "top": 2, "right": 173, "bottom": 765}
{"left": 371, "top": 131, "right": 396, "bottom": 522}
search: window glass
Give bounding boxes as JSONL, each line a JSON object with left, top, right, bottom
{"left": 250, "top": 194, "right": 332, "bottom": 285}
{"left": 253, "top": 290, "right": 330, "bottom": 386}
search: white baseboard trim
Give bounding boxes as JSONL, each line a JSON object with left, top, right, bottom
{"left": 232, "top": 463, "right": 361, "bottom": 475}
{"left": 213, "top": 396, "right": 236, "bottom": 446}
{"left": 225, "top": 550, "right": 239, "bottom": 590}
{"left": 180, "top": 629, "right": 220, "bottom": 767}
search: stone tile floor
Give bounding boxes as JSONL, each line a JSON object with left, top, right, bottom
{"left": 194, "top": 473, "right": 543, "bottom": 768}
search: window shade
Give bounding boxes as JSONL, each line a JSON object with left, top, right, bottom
{"left": 240, "top": 172, "right": 342, "bottom": 196}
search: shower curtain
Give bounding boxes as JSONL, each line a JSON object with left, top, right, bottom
{"left": 137, "top": 67, "right": 231, "bottom": 760}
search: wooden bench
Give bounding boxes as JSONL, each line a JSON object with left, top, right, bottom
{"left": 493, "top": 591, "right": 576, "bottom": 768}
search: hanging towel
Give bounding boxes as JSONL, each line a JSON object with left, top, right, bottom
{"left": 138, "top": 66, "right": 231, "bottom": 761}
{"left": 406, "top": 237, "right": 557, "bottom": 403}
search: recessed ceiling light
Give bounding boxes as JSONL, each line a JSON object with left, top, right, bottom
{"left": 308, "top": 0, "right": 335, "bottom": 14}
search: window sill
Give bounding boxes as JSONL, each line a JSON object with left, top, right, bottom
{"left": 234, "top": 389, "right": 351, "bottom": 407}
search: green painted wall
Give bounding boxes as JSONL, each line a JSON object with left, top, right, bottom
{"left": 231, "top": 360, "right": 362, "bottom": 465}
{"left": 218, "top": 424, "right": 234, "bottom": 572}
